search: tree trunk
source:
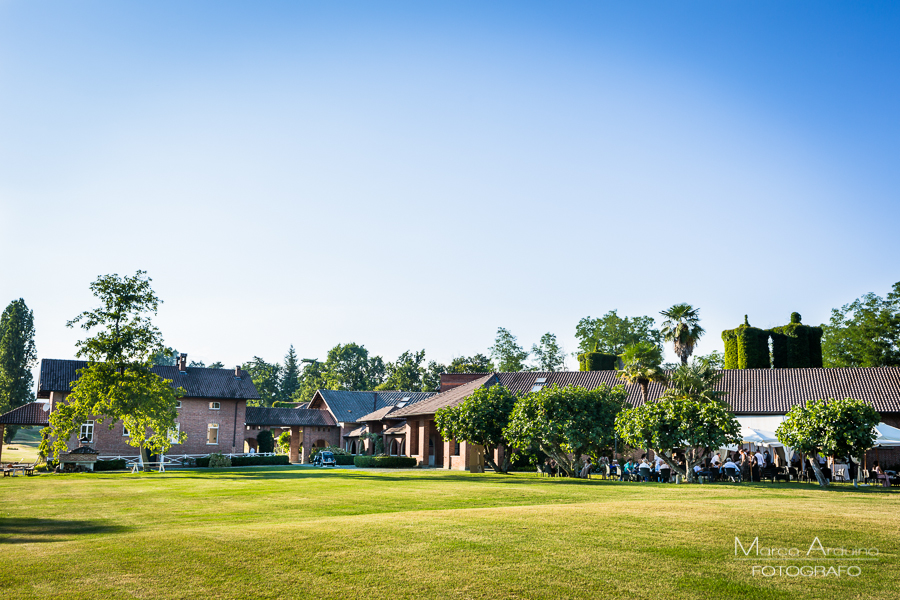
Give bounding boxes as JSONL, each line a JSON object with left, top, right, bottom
{"left": 640, "top": 382, "right": 648, "bottom": 404}
{"left": 808, "top": 457, "right": 829, "bottom": 487}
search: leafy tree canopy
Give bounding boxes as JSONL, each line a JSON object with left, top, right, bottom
{"left": 531, "top": 332, "right": 566, "bottom": 371}
{"left": 489, "top": 327, "right": 530, "bottom": 372}
{"left": 242, "top": 356, "right": 282, "bottom": 407}
{"left": 323, "top": 342, "right": 385, "bottom": 391}
{"left": 0, "top": 298, "right": 37, "bottom": 443}
{"left": 822, "top": 281, "right": 900, "bottom": 367}
{"left": 377, "top": 350, "right": 426, "bottom": 391}
{"left": 42, "top": 271, "right": 184, "bottom": 460}
{"left": 447, "top": 353, "right": 494, "bottom": 373}
{"left": 435, "top": 384, "right": 518, "bottom": 473}
{"left": 151, "top": 347, "right": 179, "bottom": 366}
{"left": 575, "top": 310, "right": 662, "bottom": 355}
{"left": 505, "top": 383, "right": 627, "bottom": 477}
{"left": 776, "top": 397, "right": 880, "bottom": 487}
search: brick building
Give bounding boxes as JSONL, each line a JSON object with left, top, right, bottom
{"left": 37, "top": 356, "right": 260, "bottom": 459}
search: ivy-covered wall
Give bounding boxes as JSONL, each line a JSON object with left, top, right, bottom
{"left": 578, "top": 352, "right": 617, "bottom": 371}
{"left": 721, "top": 316, "right": 770, "bottom": 369}
{"left": 722, "top": 312, "right": 823, "bottom": 369}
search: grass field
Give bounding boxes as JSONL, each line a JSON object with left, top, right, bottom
{"left": 0, "top": 428, "right": 40, "bottom": 464}
{"left": 1, "top": 468, "right": 897, "bottom": 600}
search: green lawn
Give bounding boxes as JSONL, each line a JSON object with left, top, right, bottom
{"left": 1, "top": 428, "right": 40, "bottom": 464}
{"left": 1, "top": 468, "right": 897, "bottom": 600}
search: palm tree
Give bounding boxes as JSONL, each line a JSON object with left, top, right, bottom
{"left": 667, "top": 361, "right": 725, "bottom": 403}
{"left": 660, "top": 303, "right": 705, "bottom": 365}
{"left": 617, "top": 341, "right": 667, "bottom": 404}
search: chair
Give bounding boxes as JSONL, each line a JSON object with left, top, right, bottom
{"left": 723, "top": 467, "right": 740, "bottom": 482}
{"left": 639, "top": 467, "right": 651, "bottom": 482}
{"left": 774, "top": 467, "right": 791, "bottom": 483}
{"left": 659, "top": 468, "right": 671, "bottom": 483}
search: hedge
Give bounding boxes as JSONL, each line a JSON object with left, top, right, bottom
{"left": 577, "top": 352, "right": 617, "bottom": 371}
{"left": 195, "top": 454, "right": 290, "bottom": 468}
{"left": 353, "top": 455, "right": 418, "bottom": 468}
{"left": 93, "top": 459, "right": 127, "bottom": 471}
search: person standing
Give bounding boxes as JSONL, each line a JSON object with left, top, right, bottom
{"left": 751, "top": 452, "right": 761, "bottom": 482}
{"left": 740, "top": 449, "right": 751, "bottom": 482}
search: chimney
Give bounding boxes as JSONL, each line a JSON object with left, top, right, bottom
{"left": 178, "top": 353, "right": 188, "bottom": 372}
{"left": 234, "top": 366, "right": 241, "bottom": 379}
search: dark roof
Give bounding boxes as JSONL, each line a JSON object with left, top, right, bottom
{"left": 37, "top": 359, "right": 261, "bottom": 400}
{"left": 245, "top": 407, "right": 336, "bottom": 427}
{"left": 431, "top": 368, "right": 900, "bottom": 415}
{"left": 68, "top": 446, "right": 98, "bottom": 455}
{"left": 313, "top": 390, "right": 437, "bottom": 423}
{"left": 391, "top": 374, "right": 499, "bottom": 417}
{"left": 0, "top": 401, "right": 50, "bottom": 426}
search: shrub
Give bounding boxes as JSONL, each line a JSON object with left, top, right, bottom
{"left": 256, "top": 429, "right": 275, "bottom": 454}
{"left": 207, "top": 453, "right": 232, "bottom": 468}
{"left": 93, "top": 459, "right": 127, "bottom": 471}
{"left": 230, "top": 455, "right": 290, "bottom": 467}
{"left": 353, "top": 455, "right": 418, "bottom": 468}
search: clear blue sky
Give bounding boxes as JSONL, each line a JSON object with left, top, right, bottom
{"left": 1, "top": 1, "right": 898, "bottom": 371}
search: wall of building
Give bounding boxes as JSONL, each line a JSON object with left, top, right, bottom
{"left": 51, "top": 392, "right": 247, "bottom": 457}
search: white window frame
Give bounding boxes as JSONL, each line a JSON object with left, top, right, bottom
{"left": 175, "top": 400, "right": 182, "bottom": 409}
{"left": 123, "top": 426, "right": 130, "bottom": 437}
{"left": 80, "top": 420, "right": 94, "bottom": 443}
{"left": 207, "top": 423, "right": 219, "bottom": 445}
{"left": 168, "top": 422, "right": 181, "bottom": 444}
{"left": 209, "top": 401, "right": 221, "bottom": 410}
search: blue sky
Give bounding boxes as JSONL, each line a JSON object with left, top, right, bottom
{"left": 1, "top": 1, "right": 898, "bottom": 371}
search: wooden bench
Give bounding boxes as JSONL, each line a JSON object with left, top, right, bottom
{"left": 3, "top": 462, "right": 36, "bottom": 477}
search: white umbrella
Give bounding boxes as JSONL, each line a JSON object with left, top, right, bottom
{"left": 873, "top": 422, "right": 900, "bottom": 447}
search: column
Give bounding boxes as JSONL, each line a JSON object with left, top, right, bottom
{"left": 418, "top": 419, "right": 430, "bottom": 465}
{"left": 290, "top": 425, "right": 300, "bottom": 463}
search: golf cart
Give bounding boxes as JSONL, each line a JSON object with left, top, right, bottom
{"left": 314, "top": 450, "right": 337, "bottom": 467}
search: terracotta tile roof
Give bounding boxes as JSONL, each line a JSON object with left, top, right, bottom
{"left": 0, "top": 401, "right": 50, "bottom": 426}
{"left": 489, "top": 368, "right": 900, "bottom": 415}
{"left": 390, "top": 374, "right": 499, "bottom": 417}
{"left": 245, "top": 407, "right": 336, "bottom": 427}
{"left": 37, "top": 359, "right": 261, "bottom": 400}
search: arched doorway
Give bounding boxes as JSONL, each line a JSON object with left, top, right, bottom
{"left": 316, "top": 439, "right": 327, "bottom": 448}
{"left": 349, "top": 440, "right": 357, "bottom": 455}
{"left": 391, "top": 439, "right": 401, "bottom": 456}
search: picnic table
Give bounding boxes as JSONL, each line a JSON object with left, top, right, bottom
{"left": 3, "top": 462, "right": 36, "bottom": 477}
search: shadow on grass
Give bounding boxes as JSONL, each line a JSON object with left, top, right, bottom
{"left": 0, "top": 517, "right": 130, "bottom": 544}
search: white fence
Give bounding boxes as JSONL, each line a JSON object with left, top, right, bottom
{"left": 98, "top": 452, "right": 281, "bottom": 468}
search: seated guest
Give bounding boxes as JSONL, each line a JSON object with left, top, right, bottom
{"left": 639, "top": 458, "right": 652, "bottom": 481}
{"left": 711, "top": 452, "right": 721, "bottom": 467}
{"left": 580, "top": 458, "right": 592, "bottom": 479}
{"left": 610, "top": 459, "right": 619, "bottom": 478}
{"left": 874, "top": 461, "right": 890, "bottom": 488}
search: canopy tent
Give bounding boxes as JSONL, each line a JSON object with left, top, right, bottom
{"left": 873, "top": 422, "right": 900, "bottom": 447}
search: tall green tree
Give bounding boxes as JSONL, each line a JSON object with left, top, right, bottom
{"left": 242, "top": 357, "right": 282, "bottom": 407}
{"left": 294, "top": 359, "right": 327, "bottom": 404}
{"left": 0, "top": 299, "right": 37, "bottom": 443}
{"left": 151, "top": 347, "right": 179, "bottom": 366}
{"left": 281, "top": 345, "right": 301, "bottom": 400}
{"left": 447, "top": 354, "right": 494, "bottom": 373}
{"left": 505, "top": 383, "right": 627, "bottom": 477}
{"left": 422, "top": 360, "right": 446, "bottom": 392}
{"left": 322, "top": 342, "right": 385, "bottom": 391}
{"left": 377, "top": 350, "right": 426, "bottom": 391}
{"left": 531, "top": 332, "right": 566, "bottom": 371}
{"left": 616, "top": 341, "right": 666, "bottom": 404}
{"left": 489, "top": 327, "right": 530, "bottom": 372}
{"left": 435, "top": 384, "right": 518, "bottom": 473}
{"left": 575, "top": 310, "right": 662, "bottom": 355}
{"left": 776, "top": 397, "right": 880, "bottom": 488}
{"left": 41, "top": 271, "right": 184, "bottom": 461}
{"left": 821, "top": 282, "right": 900, "bottom": 367}
{"left": 660, "top": 303, "right": 705, "bottom": 365}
